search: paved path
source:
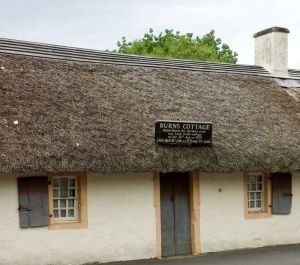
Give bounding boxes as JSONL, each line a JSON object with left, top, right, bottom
{"left": 101, "top": 244, "right": 300, "bottom": 265}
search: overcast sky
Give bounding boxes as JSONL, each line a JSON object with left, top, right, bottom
{"left": 0, "top": 0, "right": 299, "bottom": 68}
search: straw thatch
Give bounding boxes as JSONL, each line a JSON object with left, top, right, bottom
{"left": 0, "top": 54, "right": 299, "bottom": 173}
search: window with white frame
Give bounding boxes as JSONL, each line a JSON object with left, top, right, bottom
{"left": 247, "top": 174, "right": 264, "bottom": 212}
{"left": 52, "top": 176, "right": 78, "bottom": 222}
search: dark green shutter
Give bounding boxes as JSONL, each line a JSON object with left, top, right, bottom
{"left": 18, "top": 177, "right": 50, "bottom": 228}
{"left": 272, "top": 173, "right": 292, "bottom": 214}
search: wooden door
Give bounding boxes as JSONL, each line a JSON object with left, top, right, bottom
{"left": 160, "top": 172, "right": 192, "bottom": 257}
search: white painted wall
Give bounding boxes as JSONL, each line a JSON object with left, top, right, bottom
{"left": 0, "top": 172, "right": 156, "bottom": 265}
{"left": 2, "top": 170, "right": 300, "bottom": 264}
{"left": 200, "top": 172, "right": 300, "bottom": 253}
{"left": 254, "top": 31, "right": 289, "bottom": 77}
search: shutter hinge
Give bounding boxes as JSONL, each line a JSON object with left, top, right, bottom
{"left": 18, "top": 206, "right": 32, "bottom": 211}
{"left": 268, "top": 204, "right": 272, "bottom": 208}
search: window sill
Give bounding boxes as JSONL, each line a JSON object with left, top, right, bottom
{"left": 245, "top": 211, "right": 272, "bottom": 220}
{"left": 48, "top": 221, "right": 88, "bottom": 230}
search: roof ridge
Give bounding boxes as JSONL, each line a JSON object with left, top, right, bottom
{"left": 0, "top": 37, "right": 272, "bottom": 77}
{"left": 288, "top": 69, "right": 300, "bottom": 78}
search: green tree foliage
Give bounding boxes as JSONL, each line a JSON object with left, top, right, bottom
{"left": 117, "top": 29, "right": 238, "bottom": 64}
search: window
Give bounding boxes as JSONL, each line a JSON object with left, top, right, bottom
{"left": 247, "top": 174, "right": 264, "bottom": 212}
{"left": 49, "top": 173, "right": 87, "bottom": 229}
{"left": 52, "top": 176, "right": 78, "bottom": 222}
{"left": 244, "top": 172, "right": 271, "bottom": 219}
{"left": 17, "top": 173, "right": 87, "bottom": 229}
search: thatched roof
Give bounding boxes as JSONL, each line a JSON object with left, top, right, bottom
{"left": 0, "top": 40, "right": 299, "bottom": 173}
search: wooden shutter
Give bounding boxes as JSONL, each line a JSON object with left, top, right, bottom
{"left": 272, "top": 173, "right": 292, "bottom": 214}
{"left": 18, "top": 177, "right": 50, "bottom": 228}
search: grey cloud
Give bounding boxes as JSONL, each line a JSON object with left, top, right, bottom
{"left": 0, "top": 0, "right": 299, "bottom": 67}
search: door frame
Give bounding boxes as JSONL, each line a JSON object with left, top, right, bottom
{"left": 153, "top": 171, "right": 200, "bottom": 258}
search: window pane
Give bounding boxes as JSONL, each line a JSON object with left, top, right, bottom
{"left": 60, "top": 199, "right": 66, "bottom": 208}
{"left": 250, "top": 201, "right": 255, "bottom": 208}
{"left": 249, "top": 192, "right": 255, "bottom": 200}
{"left": 54, "top": 209, "right": 59, "bottom": 218}
{"left": 69, "top": 178, "right": 76, "bottom": 188}
{"left": 257, "top": 175, "right": 263, "bottom": 182}
{"left": 53, "top": 189, "right": 59, "bottom": 198}
{"left": 53, "top": 199, "right": 58, "bottom": 208}
{"left": 61, "top": 209, "right": 66, "bottom": 217}
{"left": 69, "top": 189, "right": 76, "bottom": 197}
{"left": 68, "top": 199, "right": 74, "bottom": 207}
{"left": 257, "top": 183, "right": 263, "bottom": 191}
{"left": 60, "top": 178, "right": 68, "bottom": 189}
{"left": 53, "top": 179, "right": 59, "bottom": 188}
{"left": 68, "top": 209, "right": 74, "bottom": 217}
{"left": 256, "top": 201, "right": 262, "bottom": 208}
{"left": 248, "top": 176, "right": 256, "bottom": 184}
{"left": 256, "top": 192, "right": 261, "bottom": 199}
{"left": 60, "top": 189, "right": 68, "bottom": 198}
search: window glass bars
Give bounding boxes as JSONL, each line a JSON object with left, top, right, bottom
{"left": 247, "top": 174, "right": 264, "bottom": 212}
{"left": 52, "top": 176, "right": 78, "bottom": 222}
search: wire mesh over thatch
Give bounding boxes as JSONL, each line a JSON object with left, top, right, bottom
{"left": 0, "top": 53, "right": 299, "bottom": 173}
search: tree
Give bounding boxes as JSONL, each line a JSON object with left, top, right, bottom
{"left": 117, "top": 29, "right": 238, "bottom": 64}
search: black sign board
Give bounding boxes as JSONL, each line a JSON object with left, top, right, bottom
{"left": 155, "top": 120, "right": 212, "bottom": 146}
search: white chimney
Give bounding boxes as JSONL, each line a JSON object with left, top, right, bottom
{"left": 254, "top": 27, "right": 289, "bottom": 77}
